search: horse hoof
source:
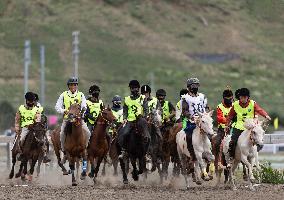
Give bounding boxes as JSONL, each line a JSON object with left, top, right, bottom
{"left": 15, "top": 173, "right": 21, "bottom": 178}
{"left": 123, "top": 179, "right": 129, "bottom": 184}
{"left": 132, "top": 172, "right": 139, "bottom": 181}
{"left": 93, "top": 177, "right": 96, "bottom": 184}
{"left": 72, "top": 182, "right": 77, "bottom": 186}
{"left": 26, "top": 175, "right": 33, "bottom": 181}
{"left": 232, "top": 186, "right": 237, "bottom": 191}
{"left": 88, "top": 173, "right": 94, "bottom": 178}
{"left": 196, "top": 180, "right": 202, "bottom": 185}
{"left": 186, "top": 186, "right": 190, "bottom": 190}
{"left": 63, "top": 171, "right": 69, "bottom": 176}
{"left": 209, "top": 175, "right": 214, "bottom": 180}
{"left": 80, "top": 172, "right": 87, "bottom": 180}
{"left": 9, "top": 173, "right": 14, "bottom": 179}
{"left": 243, "top": 175, "right": 249, "bottom": 181}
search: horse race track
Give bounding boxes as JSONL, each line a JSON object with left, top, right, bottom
{"left": 1, "top": 168, "right": 284, "bottom": 200}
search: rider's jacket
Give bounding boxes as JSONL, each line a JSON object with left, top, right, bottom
{"left": 55, "top": 90, "right": 86, "bottom": 119}
{"left": 112, "top": 108, "right": 123, "bottom": 123}
{"left": 86, "top": 99, "right": 104, "bottom": 125}
{"left": 147, "top": 97, "right": 158, "bottom": 112}
{"left": 233, "top": 100, "right": 254, "bottom": 131}
{"left": 124, "top": 94, "right": 145, "bottom": 122}
{"left": 182, "top": 93, "right": 207, "bottom": 118}
{"left": 18, "top": 105, "right": 43, "bottom": 128}
{"left": 217, "top": 102, "right": 231, "bottom": 128}
{"left": 161, "top": 101, "right": 170, "bottom": 122}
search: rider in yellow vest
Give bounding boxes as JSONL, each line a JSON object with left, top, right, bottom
{"left": 55, "top": 77, "right": 91, "bottom": 154}
{"left": 141, "top": 85, "right": 162, "bottom": 138}
{"left": 156, "top": 89, "right": 175, "bottom": 124}
{"left": 176, "top": 89, "right": 188, "bottom": 122}
{"left": 109, "top": 95, "right": 123, "bottom": 137}
{"left": 225, "top": 88, "right": 271, "bottom": 165}
{"left": 15, "top": 92, "right": 48, "bottom": 161}
{"left": 214, "top": 88, "right": 233, "bottom": 165}
{"left": 84, "top": 85, "right": 104, "bottom": 132}
{"left": 118, "top": 80, "right": 149, "bottom": 159}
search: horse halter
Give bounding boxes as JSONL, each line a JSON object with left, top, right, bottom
{"left": 96, "top": 111, "right": 112, "bottom": 125}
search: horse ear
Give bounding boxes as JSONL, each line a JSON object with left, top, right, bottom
{"left": 208, "top": 110, "right": 214, "bottom": 117}
{"left": 100, "top": 103, "right": 105, "bottom": 110}
{"left": 107, "top": 104, "right": 110, "bottom": 110}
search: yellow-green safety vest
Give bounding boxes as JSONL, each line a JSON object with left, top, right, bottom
{"left": 148, "top": 97, "right": 158, "bottom": 112}
{"left": 124, "top": 95, "right": 145, "bottom": 121}
{"left": 63, "top": 91, "right": 83, "bottom": 118}
{"left": 162, "top": 101, "right": 170, "bottom": 121}
{"left": 112, "top": 109, "right": 123, "bottom": 123}
{"left": 176, "top": 100, "right": 181, "bottom": 111}
{"left": 217, "top": 103, "right": 231, "bottom": 128}
{"left": 233, "top": 100, "right": 255, "bottom": 130}
{"left": 19, "top": 105, "right": 43, "bottom": 128}
{"left": 86, "top": 99, "right": 104, "bottom": 125}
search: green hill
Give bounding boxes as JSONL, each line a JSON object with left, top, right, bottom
{"left": 0, "top": 0, "right": 283, "bottom": 128}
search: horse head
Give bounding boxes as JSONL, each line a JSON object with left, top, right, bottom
{"left": 29, "top": 122, "right": 46, "bottom": 146}
{"left": 67, "top": 103, "right": 81, "bottom": 124}
{"left": 99, "top": 105, "right": 116, "bottom": 124}
{"left": 244, "top": 118, "right": 265, "bottom": 146}
{"left": 148, "top": 108, "right": 162, "bottom": 127}
{"left": 197, "top": 110, "right": 214, "bottom": 137}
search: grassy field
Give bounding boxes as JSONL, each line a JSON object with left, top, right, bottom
{"left": 0, "top": 0, "right": 283, "bottom": 129}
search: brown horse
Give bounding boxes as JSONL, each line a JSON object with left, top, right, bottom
{"left": 56, "top": 103, "right": 86, "bottom": 186}
{"left": 87, "top": 107, "right": 115, "bottom": 183}
{"left": 9, "top": 122, "right": 46, "bottom": 181}
{"left": 161, "top": 122, "right": 182, "bottom": 182}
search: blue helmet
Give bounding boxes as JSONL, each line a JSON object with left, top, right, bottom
{"left": 112, "top": 95, "right": 122, "bottom": 102}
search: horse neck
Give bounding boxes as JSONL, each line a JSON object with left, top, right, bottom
{"left": 93, "top": 116, "right": 108, "bottom": 139}
{"left": 239, "top": 129, "right": 253, "bottom": 146}
{"left": 71, "top": 122, "right": 83, "bottom": 137}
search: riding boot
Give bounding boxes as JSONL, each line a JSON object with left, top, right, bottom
{"left": 186, "top": 133, "right": 196, "bottom": 161}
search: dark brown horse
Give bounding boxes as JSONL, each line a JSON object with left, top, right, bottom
{"left": 54, "top": 103, "right": 86, "bottom": 186}
{"left": 87, "top": 107, "right": 115, "bottom": 183}
{"left": 161, "top": 122, "right": 182, "bottom": 182}
{"left": 9, "top": 121, "right": 46, "bottom": 181}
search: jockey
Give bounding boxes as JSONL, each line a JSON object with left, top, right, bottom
{"left": 109, "top": 95, "right": 123, "bottom": 137}
{"left": 15, "top": 92, "right": 47, "bottom": 160}
{"left": 176, "top": 88, "right": 188, "bottom": 122}
{"left": 84, "top": 85, "right": 104, "bottom": 132}
{"left": 226, "top": 88, "right": 271, "bottom": 166}
{"left": 215, "top": 88, "right": 234, "bottom": 162}
{"left": 181, "top": 77, "right": 210, "bottom": 161}
{"left": 156, "top": 89, "right": 176, "bottom": 123}
{"left": 141, "top": 84, "right": 160, "bottom": 112}
{"left": 118, "top": 80, "right": 148, "bottom": 159}
{"left": 55, "top": 77, "right": 91, "bottom": 154}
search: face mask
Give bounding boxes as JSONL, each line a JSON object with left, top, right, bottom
{"left": 224, "top": 98, "right": 232, "bottom": 106}
{"left": 113, "top": 102, "right": 121, "bottom": 108}
{"left": 27, "top": 103, "right": 34, "bottom": 107}
{"left": 131, "top": 88, "right": 139, "bottom": 96}
{"left": 190, "top": 87, "right": 198, "bottom": 94}
{"left": 92, "top": 92, "right": 99, "bottom": 98}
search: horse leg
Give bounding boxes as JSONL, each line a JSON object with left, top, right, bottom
{"left": 80, "top": 150, "right": 87, "bottom": 180}
{"left": 241, "top": 156, "right": 255, "bottom": 191}
{"left": 15, "top": 161, "right": 24, "bottom": 178}
{"left": 36, "top": 155, "right": 43, "bottom": 177}
{"left": 242, "top": 162, "right": 248, "bottom": 181}
{"left": 9, "top": 152, "right": 17, "bottom": 179}
{"left": 88, "top": 156, "right": 95, "bottom": 178}
{"left": 196, "top": 152, "right": 210, "bottom": 182}
{"left": 55, "top": 149, "right": 68, "bottom": 175}
{"left": 113, "top": 159, "right": 118, "bottom": 176}
{"left": 130, "top": 157, "right": 139, "bottom": 181}
{"left": 101, "top": 159, "right": 106, "bottom": 176}
{"left": 93, "top": 157, "right": 104, "bottom": 184}
{"left": 28, "top": 158, "right": 38, "bottom": 181}
{"left": 180, "top": 154, "right": 190, "bottom": 189}
{"left": 228, "top": 160, "right": 238, "bottom": 190}
{"left": 70, "top": 160, "right": 77, "bottom": 186}
{"left": 21, "top": 158, "right": 28, "bottom": 181}
{"left": 119, "top": 156, "right": 128, "bottom": 184}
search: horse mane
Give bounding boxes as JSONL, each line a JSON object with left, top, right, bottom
{"left": 64, "top": 121, "right": 73, "bottom": 135}
{"left": 243, "top": 118, "right": 255, "bottom": 130}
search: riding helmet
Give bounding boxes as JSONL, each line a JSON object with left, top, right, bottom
{"left": 129, "top": 80, "right": 140, "bottom": 88}
{"left": 112, "top": 95, "right": 122, "bottom": 102}
{"left": 238, "top": 88, "right": 250, "bottom": 97}
{"left": 89, "top": 85, "right": 101, "bottom": 94}
{"left": 67, "top": 77, "right": 78, "bottom": 85}
{"left": 25, "top": 92, "right": 36, "bottom": 101}
{"left": 187, "top": 77, "right": 200, "bottom": 87}
{"left": 141, "top": 85, "right": 151, "bottom": 94}
{"left": 156, "top": 89, "right": 166, "bottom": 96}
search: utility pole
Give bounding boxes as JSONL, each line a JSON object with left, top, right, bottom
{"left": 24, "top": 40, "right": 31, "bottom": 95}
{"left": 72, "top": 31, "right": 80, "bottom": 78}
{"left": 150, "top": 72, "right": 155, "bottom": 93}
{"left": 40, "top": 45, "right": 45, "bottom": 106}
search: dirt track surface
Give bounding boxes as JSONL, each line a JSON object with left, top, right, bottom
{"left": 0, "top": 183, "right": 284, "bottom": 200}
{"left": 1, "top": 169, "right": 284, "bottom": 200}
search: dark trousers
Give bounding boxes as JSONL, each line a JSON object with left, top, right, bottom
{"left": 215, "top": 127, "right": 226, "bottom": 157}
{"left": 118, "top": 122, "right": 132, "bottom": 149}
{"left": 184, "top": 121, "right": 197, "bottom": 161}
{"left": 229, "top": 128, "right": 243, "bottom": 157}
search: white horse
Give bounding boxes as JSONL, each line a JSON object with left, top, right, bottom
{"left": 223, "top": 118, "right": 265, "bottom": 190}
{"left": 176, "top": 111, "right": 215, "bottom": 189}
